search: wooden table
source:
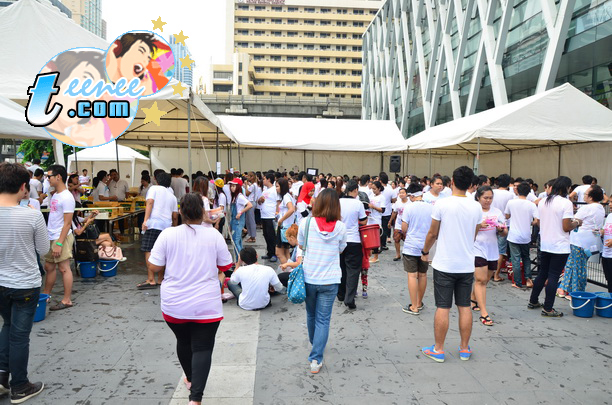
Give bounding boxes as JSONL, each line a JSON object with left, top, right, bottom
{"left": 95, "top": 209, "right": 144, "bottom": 243}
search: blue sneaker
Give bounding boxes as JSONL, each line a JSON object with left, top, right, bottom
{"left": 459, "top": 346, "right": 472, "bottom": 361}
{"left": 269, "top": 256, "right": 278, "bottom": 263}
{"left": 422, "top": 345, "right": 444, "bottom": 363}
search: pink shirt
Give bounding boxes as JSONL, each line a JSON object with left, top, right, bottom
{"left": 149, "top": 224, "right": 233, "bottom": 320}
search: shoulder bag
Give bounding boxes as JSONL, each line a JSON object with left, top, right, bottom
{"left": 287, "top": 217, "right": 311, "bottom": 304}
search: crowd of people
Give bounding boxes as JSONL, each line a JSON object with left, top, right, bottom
{"left": 1, "top": 160, "right": 611, "bottom": 405}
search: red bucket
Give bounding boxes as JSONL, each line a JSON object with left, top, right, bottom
{"left": 360, "top": 225, "right": 381, "bottom": 250}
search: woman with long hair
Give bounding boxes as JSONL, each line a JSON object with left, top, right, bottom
{"left": 529, "top": 176, "right": 582, "bottom": 317}
{"left": 244, "top": 172, "right": 259, "bottom": 243}
{"left": 296, "top": 181, "right": 315, "bottom": 225}
{"left": 367, "top": 181, "right": 386, "bottom": 263}
{"left": 212, "top": 179, "right": 227, "bottom": 234}
{"left": 147, "top": 193, "right": 233, "bottom": 405}
{"left": 92, "top": 170, "right": 117, "bottom": 202}
{"left": 335, "top": 178, "right": 345, "bottom": 198}
{"left": 275, "top": 178, "right": 296, "bottom": 264}
{"left": 471, "top": 186, "right": 507, "bottom": 326}
{"left": 228, "top": 178, "right": 252, "bottom": 257}
{"left": 193, "top": 176, "right": 222, "bottom": 228}
{"left": 298, "top": 188, "right": 347, "bottom": 374}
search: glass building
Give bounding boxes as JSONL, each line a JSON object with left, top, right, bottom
{"left": 169, "top": 35, "right": 194, "bottom": 87}
{"left": 362, "top": 0, "right": 612, "bottom": 138}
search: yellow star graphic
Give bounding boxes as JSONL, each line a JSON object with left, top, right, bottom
{"left": 151, "top": 16, "right": 167, "bottom": 32}
{"left": 171, "top": 81, "right": 187, "bottom": 96}
{"left": 173, "top": 30, "right": 189, "bottom": 46}
{"left": 141, "top": 102, "right": 167, "bottom": 126}
{"left": 180, "top": 54, "right": 195, "bottom": 70}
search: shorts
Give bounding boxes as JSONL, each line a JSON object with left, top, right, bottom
{"left": 403, "top": 254, "right": 428, "bottom": 273}
{"left": 141, "top": 229, "right": 163, "bottom": 252}
{"left": 475, "top": 257, "right": 497, "bottom": 270}
{"left": 433, "top": 269, "right": 474, "bottom": 309}
{"left": 393, "top": 229, "right": 405, "bottom": 243}
{"left": 44, "top": 233, "right": 74, "bottom": 263}
{"left": 276, "top": 226, "right": 291, "bottom": 249}
{"left": 497, "top": 234, "right": 508, "bottom": 256}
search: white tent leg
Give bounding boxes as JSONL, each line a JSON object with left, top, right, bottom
{"left": 188, "top": 89, "right": 192, "bottom": 188}
{"left": 53, "top": 140, "right": 65, "bottom": 166}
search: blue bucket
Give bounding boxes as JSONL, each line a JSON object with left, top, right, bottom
{"left": 33, "top": 294, "right": 49, "bottom": 322}
{"left": 77, "top": 261, "right": 97, "bottom": 278}
{"left": 98, "top": 260, "right": 119, "bottom": 277}
{"left": 594, "top": 292, "right": 612, "bottom": 318}
{"left": 569, "top": 291, "right": 597, "bottom": 318}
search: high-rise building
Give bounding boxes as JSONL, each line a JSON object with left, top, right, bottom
{"left": 0, "top": 0, "right": 71, "bottom": 17}
{"left": 209, "top": 0, "right": 383, "bottom": 98}
{"left": 101, "top": 18, "right": 106, "bottom": 40}
{"left": 63, "top": 0, "right": 104, "bottom": 39}
{"left": 363, "top": 0, "right": 612, "bottom": 138}
{"left": 169, "top": 35, "right": 195, "bottom": 87}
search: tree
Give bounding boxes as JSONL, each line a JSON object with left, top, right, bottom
{"left": 18, "top": 140, "right": 78, "bottom": 168}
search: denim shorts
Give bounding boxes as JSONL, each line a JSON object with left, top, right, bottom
{"left": 433, "top": 269, "right": 474, "bottom": 308}
{"left": 497, "top": 234, "right": 508, "bottom": 256}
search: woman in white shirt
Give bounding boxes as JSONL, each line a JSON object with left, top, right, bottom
{"left": 557, "top": 185, "right": 605, "bottom": 296}
{"left": 601, "top": 213, "right": 612, "bottom": 293}
{"left": 229, "top": 178, "right": 252, "bottom": 257}
{"left": 139, "top": 175, "right": 151, "bottom": 197}
{"left": 367, "top": 181, "right": 386, "bottom": 263}
{"left": 213, "top": 179, "right": 227, "bottom": 234}
{"left": 529, "top": 176, "right": 582, "bottom": 317}
{"left": 92, "top": 171, "right": 117, "bottom": 202}
{"left": 275, "top": 178, "right": 296, "bottom": 264}
{"left": 244, "top": 172, "right": 258, "bottom": 243}
{"left": 471, "top": 186, "right": 507, "bottom": 326}
{"left": 193, "top": 176, "right": 222, "bottom": 229}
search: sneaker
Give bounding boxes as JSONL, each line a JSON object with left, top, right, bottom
{"left": 269, "top": 256, "right": 278, "bottom": 263}
{"left": 346, "top": 303, "right": 356, "bottom": 310}
{"left": 11, "top": 382, "right": 44, "bottom": 404}
{"left": 541, "top": 308, "right": 563, "bottom": 317}
{"left": 459, "top": 346, "right": 472, "bottom": 361}
{"left": 402, "top": 305, "right": 419, "bottom": 315}
{"left": 0, "top": 371, "right": 8, "bottom": 395}
{"left": 422, "top": 345, "right": 444, "bottom": 363}
{"left": 310, "top": 360, "right": 323, "bottom": 374}
{"left": 527, "top": 301, "right": 542, "bottom": 309}
{"left": 261, "top": 255, "right": 270, "bottom": 260}
{"left": 362, "top": 291, "right": 368, "bottom": 299}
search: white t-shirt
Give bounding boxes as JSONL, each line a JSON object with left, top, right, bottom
{"left": 278, "top": 193, "right": 295, "bottom": 225}
{"left": 401, "top": 201, "right": 433, "bottom": 256}
{"left": 423, "top": 191, "right": 441, "bottom": 205}
{"left": 145, "top": 186, "right": 178, "bottom": 231}
{"left": 393, "top": 199, "right": 411, "bottom": 230}
{"left": 340, "top": 197, "right": 367, "bottom": 244}
{"left": 27, "top": 164, "right": 42, "bottom": 173}
{"left": 92, "top": 182, "right": 109, "bottom": 202}
{"left": 474, "top": 207, "right": 505, "bottom": 261}
{"left": 538, "top": 192, "right": 548, "bottom": 200}
{"left": 431, "top": 196, "right": 482, "bottom": 273}
{"left": 358, "top": 185, "right": 373, "bottom": 199}
{"left": 29, "top": 179, "right": 42, "bottom": 199}
{"left": 538, "top": 196, "right": 574, "bottom": 254}
{"left": 367, "top": 193, "right": 386, "bottom": 226}
{"left": 441, "top": 187, "right": 452, "bottom": 198}
{"left": 573, "top": 184, "right": 590, "bottom": 203}
{"left": 231, "top": 193, "right": 250, "bottom": 215}
{"left": 492, "top": 189, "right": 515, "bottom": 213}
{"left": 423, "top": 185, "right": 431, "bottom": 193}
{"left": 109, "top": 179, "right": 130, "bottom": 201}
{"left": 574, "top": 203, "right": 605, "bottom": 233}
{"left": 260, "top": 186, "right": 278, "bottom": 219}
{"left": 170, "top": 177, "right": 188, "bottom": 201}
{"left": 28, "top": 198, "right": 41, "bottom": 211}
{"left": 246, "top": 183, "right": 257, "bottom": 203}
{"left": 79, "top": 175, "right": 90, "bottom": 185}
{"left": 505, "top": 198, "right": 539, "bottom": 244}
{"left": 149, "top": 224, "right": 233, "bottom": 320}
{"left": 230, "top": 264, "right": 282, "bottom": 311}
{"left": 382, "top": 185, "right": 395, "bottom": 216}
{"left": 213, "top": 191, "right": 227, "bottom": 210}
{"left": 602, "top": 215, "right": 612, "bottom": 259}
{"left": 41, "top": 178, "right": 52, "bottom": 207}
{"left": 47, "top": 189, "right": 75, "bottom": 240}
{"left": 290, "top": 181, "right": 303, "bottom": 198}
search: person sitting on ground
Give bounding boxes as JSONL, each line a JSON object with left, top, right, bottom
{"left": 278, "top": 224, "right": 302, "bottom": 287}
{"left": 227, "top": 247, "right": 284, "bottom": 311}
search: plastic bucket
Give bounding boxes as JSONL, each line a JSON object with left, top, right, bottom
{"left": 98, "top": 260, "right": 119, "bottom": 277}
{"left": 33, "top": 294, "right": 49, "bottom": 322}
{"left": 569, "top": 291, "right": 597, "bottom": 318}
{"left": 77, "top": 261, "right": 97, "bottom": 278}
{"left": 594, "top": 292, "right": 612, "bottom": 318}
{"left": 359, "top": 225, "right": 381, "bottom": 250}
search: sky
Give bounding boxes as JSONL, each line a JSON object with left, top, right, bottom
{"left": 101, "top": 0, "right": 229, "bottom": 88}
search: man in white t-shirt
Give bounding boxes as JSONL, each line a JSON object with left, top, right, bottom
{"left": 42, "top": 165, "right": 76, "bottom": 311}
{"left": 138, "top": 171, "right": 179, "bottom": 289}
{"left": 108, "top": 169, "right": 130, "bottom": 201}
{"left": 492, "top": 174, "right": 515, "bottom": 282}
{"left": 338, "top": 181, "right": 367, "bottom": 308}
{"left": 170, "top": 168, "right": 188, "bottom": 201}
{"left": 228, "top": 247, "right": 284, "bottom": 310}
{"left": 420, "top": 166, "right": 482, "bottom": 363}
{"left": 27, "top": 159, "right": 42, "bottom": 174}
{"left": 290, "top": 171, "right": 306, "bottom": 199}
{"left": 79, "top": 169, "right": 90, "bottom": 186}
{"left": 390, "top": 188, "right": 410, "bottom": 261}
{"left": 29, "top": 169, "right": 44, "bottom": 202}
{"left": 358, "top": 175, "right": 373, "bottom": 199}
{"left": 569, "top": 175, "right": 593, "bottom": 203}
{"left": 379, "top": 172, "right": 396, "bottom": 252}
{"left": 257, "top": 173, "right": 279, "bottom": 262}
{"left": 505, "top": 182, "right": 539, "bottom": 288}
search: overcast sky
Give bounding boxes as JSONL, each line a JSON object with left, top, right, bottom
{"left": 102, "top": 0, "right": 229, "bottom": 88}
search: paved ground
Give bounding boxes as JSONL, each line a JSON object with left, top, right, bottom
{"left": 16, "top": 229, "right": 612, "bottom": 405}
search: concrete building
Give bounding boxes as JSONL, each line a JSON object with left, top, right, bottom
{"left": 208, "top": 0, "right": 384, "bottom": 98}
{"left": 63, "top": 0, "right": 105, "bottom": 39}
{"left": 362, "top": 0, "right": 612, "bottom": 138}
{"left": 0, "top": 0, "right": 71, "bottom": 17}
{"left": 169, "top": 35, "right": 196, "bottom": 87}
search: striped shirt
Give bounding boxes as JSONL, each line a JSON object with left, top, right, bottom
{"left": 298, "top": 219, "right": 347, "bottom": 285}
{"left": 0, "top": 206, "right": 49, "bottom": 289}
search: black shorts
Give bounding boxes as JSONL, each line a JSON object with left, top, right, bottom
{"left": 433, "top": 269, "right": 474, "bottom": 309}
{"left": 474, "top": 257, "right": 497, "bottom": 270}
{"left": 276, "top": 226, "right": 291, "bottom": 249}
{"left": 140, "top": 229, "right": 163, "bottom": 252}
{"left": 403, "top": 254, "right": 428, "bottom": 273}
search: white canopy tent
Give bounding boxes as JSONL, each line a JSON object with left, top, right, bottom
{"left": 67, "top": 142, "right": 150, "bottom": 187}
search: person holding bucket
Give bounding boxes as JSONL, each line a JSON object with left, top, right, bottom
{"left": 148, "top": 193, "right": 233, "bottom": 405}
{"left": 0, "top": 162, "right": 48, "bottom": 403}
{"left": 602, "top": 214, "right": 612, "bottom": 293}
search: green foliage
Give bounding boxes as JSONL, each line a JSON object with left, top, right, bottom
{"left": 18, "top": 140, "right": 78, "bottom": 168}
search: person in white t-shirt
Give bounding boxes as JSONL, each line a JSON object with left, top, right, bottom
{"left": 529, "top": 176, "right": 582, "bottom": 317}
{"left": 568, "top": 175, "right": 593, "bottom": 203}
{"left": 108, "top": 169, "right": 130, "bottom": 201}
{"left": 358, "top": 175, "right": 373, "bottom": 199}
{"left": 138, "top": 171, "right": 179, "bottom": 290}
{"left": 420, "top": 166, "right": 482, "bottom": 363}
{"left": 79, "top": 169, "right": 90, "bottom": 186}
{"left": 601, "top": 214, "right": 612, "bottom": 292}
{"left": 491, "top": 174, "right": 514, "bottom": 282}
{"left": 591, "top": 177, "right": 609, "bottom": 204}
{"left": 23, "top": 183, "right": 41, "bottom": 211}
{"left": 558, "top": 185, "right": 605, "bottom": 296}
{"left": 192, "top": 176, "right": 221, "bottom": 229}
{"left": 42, "top": 165, "right": 76, "bottom": 311}
{"left": 229, "top": 178, "right": 253, "bottom": 258}
{"left": 170, "top": 168, "right": 189, "bottom": 201}
{"left": 27, "top": 160, "right": 42, "bottom": 174}
{"left": 367, "top": 181, "right": 386, "bottom": 264}
{"left": 505, "top": 182, "right": 539, "bottom": 289}
{"left": 278, "top": 224, "right": 303, "bottom": 286}
{"left": 401, "top": 183, "right": 433, "bottom": 316}
{"left": 390, "top": 188, "right": 410, "bottom": 261}
{"left": 379, "top": 172, "right": 396, "bottom": 252}
{"left": 92, "top": 171, "right": 118, "bottom": 202}
{"left": 423, "top": 175, "right": 444, "bottom": 205}
{"left": 244, "top": 172, "right": 259, "bottom": 243}
{"left": 258, "top": 173, "right": 279, "bottom": 262}
{"left": 471, "top": 186, "right": 507, "bottom": 327}
{"left": 29, "top": 169, "right": 44, "bottom": 202}
{"left": 228, "top": 247, "right": 284, "bottom": 311}
{"left": 275, "top": 178, "right": 295, "bottom": 264}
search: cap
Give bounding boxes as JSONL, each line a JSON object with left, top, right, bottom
{"left": 214, "top": 179, "right": 224, "bottom": 188}
{"left": 229, "top": 178, "right": 244, "bottom": 188}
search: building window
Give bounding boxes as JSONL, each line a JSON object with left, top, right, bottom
{"left": 272, "top": 43, "right": 282, "bottom": 49}
{"left": 254, "top": 30, "right": 264, "bottom": 36}
{"left": 238, "top": 5, "right": 249, "bottom": 10}
{"left": 353, "top": 9, "right": 364, "bottom": 15}
{"left": 271, "top": 55, "right": 282, "bottom": 61}
{"left": 351, "top": 82, "right": 361, "bottom": 88}
{"left": 254, "top": 43, "right": 263, "bottom": 48}
{"left": 320, "top": 20, "right": 331, "bottom": 26}
{"left": 287, "top": 31, "right": 298, "bottom": 37}
{"left": 304, "top": 69, "right": 314, "bottom": 74}
{"left": 370, "top": 10, "right": 377, "bottom": 14}
{"left": 272, "top": 68, "right": 281, "bottom": 73}
{"left": 254, "top": 91, "right": 264, "bottom": 95}
{"left": 237, "top": 30, "right": 249, "bottom": 35}
{"left": 270, "top": 92, "right": 281, "bottom": 96}
{"left": 337, "top": 45, "right": 347, "bottom": 51}
{"left": 352, "top": 70, "right": 361, "bottom": 76}
{"left": 303, "top": 93, "right": 314, "bottom": 97}
{"left": 320, "top": 33, "right": 330, "bottom": 38}
{"left": 320, "top": 45, "right": 331, "bottom": 51}
{"left": 272, "top": 6, "right": 282, "bottom": 12}
{"left": 288, "top": 19, "right": 298, "bottom": 24}
{"left": 353, "top": 22, "right": 364, "bottom": 27}
{"left": 237, "top": 17, "right": 249, "bottom": 23}
{"left": 287, "top": 43, "right": 297, "bottom": 49}
{"left": 287, "top": 68, "right": 296, "bottom": 74}
{"left": 237, "top": 42, "right": 248, "bottom": 47}
{"left": 304, "top": 20, "right": 315, "bottom": 25}
{"left": 321, "top": 8, "right": 331, "bottom": 13}
{"left": 254, "top": 5, "right": 265, "bottom": 11}
{"left": 320, "top": 81, "right": 330, "bottom": 87}
{"left": 352, "top": 59, "right": 362, "bottom": 64}
{"left": 336, "top": 70, "right": 346, "bottom": 75}
{"left": 338, "top": 9, "right": 348, "bottom": 14}
{"left": 335, "top": 82, "right": 346, "bottom": 88}
{"left": 337, "top": 21, "right": 348, "bottom": 26}
{"left": 352, "top": 34, "right": 361, "bottom": 39}
{"left": 336, "top": 57, "right": 346, "bottom": 63}
{"left": 320, "top": 57, "right": 330, "bottom": 62}
{"left": 304, "top": 81, "right": 314, "bottom": 87}
{"left": 305, "top": 7, "right": 315, "bottom": 13}
{"left": 255, "top": 67, "right": 264, "bottom": 73}
{"left": 254, "top": 55, "right": 264, "bottom": 60}
{"left": 287, "top": 7, "right": 298, "bottom": 12}
{"left": 304, "top": 44, "right": 315, "bottom": 50}
{"left": 272, "top": 31, "right": 281, "bottom": 36}
{"left": 319, "top": 93, "right": 329, "bottom": 97}
{"left": 286, "top": 81, "right": 296, "bottom": 86}
{"left": 286, "top": 92, "right": 297, "bottom": 96}
{"left": 304, "top": 32, "right": 315, "bottom": 38}
{"left": 271, "top": 80, "right": 281, "bottom": 86}
{"left": 320, "top": 69, "right": 330, "bottom": 75}
{"left": 287, "top": 56, "right": 297, "bottom": 62}
{"left": 353, "top": 46, "right": 362, "bottom": 51}
{"left": 271, "top": 18, "right": 282, "bottom": 24}
{"left": 213, "top": 72, "right": 232, "bottom": 79}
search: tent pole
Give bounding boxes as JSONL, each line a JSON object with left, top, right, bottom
{"left": 216, "top": 128, "right": 219, "bottom": 174}
{"left": 557, "top": 145, "right": 562, "bottom": 177}
{"left": 475, "top": 137, "right": 480, "bottom": 175}
{"left": 380, "top": 152, "right": 383, "bottom": 173}
{"left": 428, "top": 149, "right": 432, "bottom": 177}
{"left": 148, "top": 146, "right": 153, "bottom": 176}
{"left": 13, "top": 139, "right": 17, "bottom": 163}
{"left": 188, "top": 89, "right": 192, "bottom": 188}
{"left": 115, "top": 140, "right": 120, "bottom": 176}
{"left": 238, "top": 144, "right": 242, "bottom": 173}
{"left": 509, "top": 151, "right": 513, "bottom": 177}
{"left": 227, "top": 145, "right": 230, "bottom": 171}
{"left": 74, "top": 147, "right": 78, "bottom": 174}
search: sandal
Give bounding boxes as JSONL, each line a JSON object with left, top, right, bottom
{"left": 50, "top": 302, "right": 73, "bottom": 311}
{"left": 479, "top": 315, "right": 493, "bottom": 326}
{"left": 137, "top": 281, "right": 157, "bottom": 290}
{"left": 471, "top": 300, "right": 480, "bottom": 311}
{"left": 492, "top": 277, "right": 505, "bottom": 282}
{"left": 245, "top": 238, "right": 256, "bottom": 243}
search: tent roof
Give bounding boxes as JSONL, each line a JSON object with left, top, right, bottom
{"left": 67, "top": 142, "right": 149, "bottom": 165}
{"left": 406, "top": 84, "right": 612, "bottom": 154}
{"left": 217, "top": 116, "right": 406, "bottom": 152}
{"left": 0, "top": 0, "right": 108, "bottom": 100}
{"left": 0, "top": 95, "right": 51, "bottom": 140}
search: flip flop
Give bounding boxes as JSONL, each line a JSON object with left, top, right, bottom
{"left": 137, "top": 282, "right": 157, "bottom": 290}
{"left": 50, "top": 302, "right": 73, "bottom": 311}
{"left": 479, "top": 315, "right": 493, "bottom": 326}
{"left": 471, "top": 300, "right": 480, "bottom": 311}
{"left": 492, "top": 277, "right": 505, "bottom": 282}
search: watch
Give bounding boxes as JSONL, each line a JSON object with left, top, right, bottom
{"left": 421, "top": 250, "right": 429, "bottom": 256}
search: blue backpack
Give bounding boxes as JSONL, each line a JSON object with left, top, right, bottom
{"left": 287, "top": 217, "right": 311, "bottom": 304}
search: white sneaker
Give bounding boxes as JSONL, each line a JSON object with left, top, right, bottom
{"left": 310, "top": 360, "right": 323, "bottom": 374}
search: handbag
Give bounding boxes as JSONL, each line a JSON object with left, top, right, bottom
{"left": 287, "top": 217, "right": 311, "bottom": 304}
{"left": 98, "top": 246, "right": 123, "bottom": 261}
{"left": 74, "top": 240, "right": 98, "bottom": 262}
{"left": 280, "top": 223, "right": 291, "bottom": 244}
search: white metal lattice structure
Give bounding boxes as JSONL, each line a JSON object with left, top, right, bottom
{"left": 362, "top": 0, "right": 577, "bottom": 138}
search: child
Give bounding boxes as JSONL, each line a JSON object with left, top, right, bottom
{"left": 278, "top": 224, "right": 302, "bottom": 286}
